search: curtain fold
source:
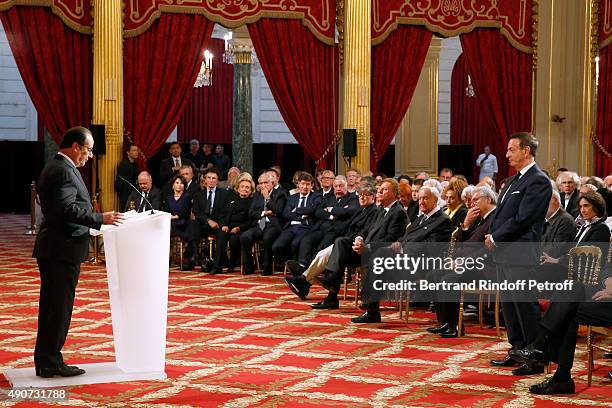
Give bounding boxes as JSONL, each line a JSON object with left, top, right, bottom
{"left": 0, "top": 6, "right": 92, "bottom": 144}
{"left": 177, "top": 38, "right": 234, "bottom": 144}
{"left": 596, "top": 45, "right": 612, "bottom": 176}
{"left": 450, "top": 53, "right": 500, "bottom": 183}
{"left": 460, "top": 29, "right": 533, "bottom": 179}
{"left": 124, "top": 14, "right": 213, "bottom": 166}
{"left": 371, "top": 25, "right": 432, "bottom": 171}
{"left": 248, "top": 18, "right": 338, "bottom": 169}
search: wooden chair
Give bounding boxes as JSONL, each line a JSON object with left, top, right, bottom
{"left": 458, "top": 289, "right": 501, "bottom": 337}
{"left": 169, "top": 235, "right": 185, "bottom": 268}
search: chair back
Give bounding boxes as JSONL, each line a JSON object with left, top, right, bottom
{"left": 567, "top": 245, "right": 602, "bottom": 285}
{"left": 447, "top": 227, "right": 460, "bottom": 258}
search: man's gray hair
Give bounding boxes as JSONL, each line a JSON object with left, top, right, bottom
{"left": 420, "top": 185, "right": 441, "bottom": 200}
{"left": 357, "top": 183, "right": 376, "bottom": 196}
{"left": 556, "top": 171, "right": 580, "bottom": 187}
{"left": 461, "top": 185, "right": 475, "bottom": 201}
{"left": 473, "top": 185, "right": 498, "bottom": 205}
{"left": 334, "top": 175, "right": 348, "bottom": 185}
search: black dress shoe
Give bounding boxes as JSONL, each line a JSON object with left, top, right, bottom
{"left": 261, "top": 269, "right": 273, "bottom": 276}
{"left": 509, "top": 345, "right": 548, "bottom": 364}
{"left": 351, "top": 311, "right": 382, "bottom": 323}
{"left": 604, "top": 352, "right": 612, "bottom": 359}
{"left": 286, "top": 260, "right": 306, "bottom": 276}
{"left": 512, "top": 362, "right": 545, "bottom": 376}
{"left": 36, "top": 363, "right": 86, "bottom": 378}
{"left": 608, "top": 370, "right": 612, "bottom": 380}
{"left": 242, "top": 267, "right": 254, "bottom": 275}
{"left": 285, "top": 276, "right": 311, "bottom": 300}
{"left": 529, "top": 376, "right": 575, "bottom": 395}
{"left": 181, "top": 260, "right": 195, "bottom": 271}
{"left": 439, "top": 327, "right": 463, "bottom": 338}
{"left": 208, "top": 268, "right": 221, "bottom": 275}
{"left": 490, "top": 354, "right": 521, "bottom": 367}
{"left": 426, "top": 323, "right": 449, "bottom": 334}
{"left": 311, "top": 299, "right": 339, "bottom": 310}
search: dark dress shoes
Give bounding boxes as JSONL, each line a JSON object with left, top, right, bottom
{"left": 351, "top": 311, "right": 382, "bottom": 323}
{"left": 285, "top": 276, "right": 311, "bottom": 300}
{"left": 509, "top": 345, "right": 548, "bottom": 364}
{"left": 512, "top": 362, "right": 545, "bottom": 376}
{"left": 36, "top": 363, "right": 85, "bottom": 378}
{"left": 261, "top": 268, "right": 273, "bottom": 276}
{"left": 490, "top": 354, "right": 521, "bottom": 367}
{"left": 181, "top": 259, "right": 195, "bottom": 271}
{"left": 439, "top": 326, "right": 463, "bottom": 338}
{"left": 529, "top": 376, "right": 575, "bottom": 395}
{"left": 604, "top": 352, "right": 612, "bottom": 359}
{"left": 608, "top": 370, "right": 612, "bottom": 380}
{"left": 426, "top": 323, "right": 449, "bottom": 334}
{"left": 286, "top": 260, "right": 306, "bottom": 276}
{"left": 208, "top": 268, "right": 221, "bottom": 275}
{"left": 310, "top": 299, "right": 339, "bottom": 310}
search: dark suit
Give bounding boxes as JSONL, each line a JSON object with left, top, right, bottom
{"left": 445, "top": 205, "right": 468, "bottom": 231}
{"left": 214, "top": 193, "right": 253, "bottom": 269}
{"left": 184, "top": 152, "right": 205, "bottom": 170}
{"left": 124, "top": 186, "right": 163, "bottom": 212}
{"left": 560, "top": 189, "right": 580, "bottom": 219}
{"left": 33, "top": 154, "right": 103, "bottom": 370}
{"left": 538, "top": 208, "right": 578, "bottom": 281}
{"left": 213, "top": 154, "right": 230, "bottom": 180}
{"left": 158, "top": 156, "right": 192, "bottom": 188}
{"left": 272, "top": 191, "right": 322, "bottom": 259}
{"left": 559, "top": 219, "right": 611, "bottom": 269}
{"left": 240, "top": 187, "right": 288, "bottom": 273}
{"left": 296, "top": 193, "right": 359, "bottom": 266}
{"left": 489, "top": 163, "right": 552, "bottom": 350}
{"left": 186, "top": 187, "right": 232, "bottom": 261}
{"left": 114, "top": 159, "right": 139, "bottom": 210}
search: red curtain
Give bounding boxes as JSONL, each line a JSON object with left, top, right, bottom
{"left": 124, "top": 14, "right": 213, "bottom": 166}
{"left": 460, "top": 29, "right": 532, "bottom": 179}
{"left": 177, "top": 38, "right": 234, "bottom": 144}
{"left": 596, "top": 45, "right": 612, "bottom": 176}
{"left": 248, "top": 19, "right": 338, "bottom": 169}
{"left": 371, "top": 25, "right": 432, "bottom": 171}
{"left": 0, "top": 7, "right": 92, "bottom": 144}
{"left": 450, "top": 53, "right": 501, "bottom": 183}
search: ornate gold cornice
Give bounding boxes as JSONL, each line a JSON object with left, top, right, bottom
{"left": 0, "top": 0, "right": 92, "bottom": 34}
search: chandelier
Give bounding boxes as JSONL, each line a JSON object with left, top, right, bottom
{"left": 194, "top": 50, "right": 213, "bottom": 87}
{"left": 223, "top": 31, "right": 234, "bottom": 64}
{"left": 465, "top": 74, "right": 475, "bottom": 97}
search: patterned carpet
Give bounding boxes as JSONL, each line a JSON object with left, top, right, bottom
{"left": 0, "top": 213, "right": 610, "bottom": 407}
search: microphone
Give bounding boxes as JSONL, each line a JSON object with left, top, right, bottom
{"left": 118, "top": 176, "right": 155, "bottom": 215}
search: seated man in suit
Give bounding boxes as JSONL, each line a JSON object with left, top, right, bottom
{"left": 285, "top": 183, "right": 378, "bottom": 300}
{"left": 124, "top": 171, "right": 162, "bottom": 212}
{"left": 287, "top": 175, "right": 359, "bottom": 275}
{"left": 314, "top": 179, "right": 407, "bottom": 311}
{"left": 556, "top": 171, "right": 581, "bottom": 219}
{"left": 510, "top": 261, "right": 612, "bottom": 394}
{"left": 354, "top": 186, "right": 451, "bottom": 323}
{"left": 182, "top": 168, "right": 232, "bottom": 271}
{"left": 272, "top": 173, "right": 322, "bottom": 264}
{"left": 318, "top": 170, "right": 335, "bottom": 198}
{"left": 179, "top": 165, "right": 201, "bottom": 197}
{"left": 429, "top": 185, "right": 497, "bottom": 338}
{"left": 158, "top": 142, "right": 193, "bottom": 189}
{"left": 240, "top": 171, "right": 287, "bottom": 276}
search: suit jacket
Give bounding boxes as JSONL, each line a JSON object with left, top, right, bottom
{"left": 558, "top": 218, "right": 611, "bottom": 269}
{"left": 192, "top": 187, "right": 232, "bottom": 224}
{"left": 125, "top": 186, "right": 163, "bottom": 212}
{"left": 33, "top": 154, "right": 103, "bottom": 263}
{"left": 343, "top": 204, "right": 379, "bottom": 240}
{"left": 248, "top": 187, "right": 288, "bottom": 230}
{"left": 185, "top": 180, "right": 200, "bottom": 197}
{"left": 489, "top": 164, "right": 552, "bottom": 265}
{"left": 213, "top": 154, "right": 230, "bottom": 179}
{"left": 219, "top": 193, "right": 253, "bottom": 231}
{"left": 282, "top": 191, "right": 322, "bottom": 228}
{"left": 455, "top": 211, "right": 495, "bottom": 260}
{"left": 560, "top": 189, "right": 580, "bottom": 219}
{"left": 359, "top": 201, "right": 407, "bottom": 245}
{"left": 114, "top": 159, "right": 139, "bottom": 206}
{"left": 406, "top": 200, "right": 419, "bottom": 223}
{"left": 541, "top": 208, "right": 578, "bottom": 258}
{"left": 401, "top": 209, "right": 452, "bottom": 245}
{"left": 312, "top": 193, "right": 359, "bottom": 234}
{"left": 158, "top": 156, "right": 193, "bottom": 187}
{"left": 445, "top": 205, "right": 468, "bottom": 231}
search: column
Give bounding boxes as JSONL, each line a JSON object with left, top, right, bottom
{"left": 342, "top": 0, "right": 371, "bottom": 173}
{"left": 92, "top": 0, "right": 123, "bottom": 211}
{"left": 395, "top": 38, "right": 441, "bottom": 176}
{"left": 232, "top": 50, "right": 253, "bottom": 174}
{"left": 534, "top": 0, "right": 596, "bottom": 175}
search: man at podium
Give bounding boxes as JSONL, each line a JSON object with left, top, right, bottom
{"left": 33, "top": 126, "right": 123, "bottom": 378}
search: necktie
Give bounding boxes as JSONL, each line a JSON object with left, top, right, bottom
{"left": 207, "top": 190, "right": 213, "bottom": 215}
{"left": 419, "top": 215, "right": 428, "bottom": 226}
{"left": 299, "top": 196, "right": 306, "bottom": 208}
{"left": 174, "top": 158, "right": 179, "bottom": 167}
{"left": 139, "top": 192, "right": 147, "bottom": 212}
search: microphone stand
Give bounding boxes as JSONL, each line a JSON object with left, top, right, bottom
{"left": 118, "top": 176, "right": 156, "bottom": 215}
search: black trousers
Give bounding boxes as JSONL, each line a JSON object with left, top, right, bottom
{"left": 240, "top": 224, "right": 281, "bottom": 271}
{"left": 272, "top": 225, "right": 310, "bottom": 260}
{"left": 185, "top": 219, "right": 217, "bottom": 259}
{"left": 497, "top": 264, "right": 541, "bottom": 349}
{"left": 541, "top": 283, "right": 612, "bottom": 370}
{"left": 213, "top": 230, "right": 242, "bottom": 269}
{"left": 298, "top": 230, "right": 337, "bottom": 267}
{"left": 34, "top": 258, "right": 80, "bottom": 369}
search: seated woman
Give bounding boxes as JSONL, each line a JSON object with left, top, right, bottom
{"left": 442, "top": 179, "right": 469, "bottom": 231}
{"left": 163, "top": 175, "right": 192, "bottom": 241}
{"left": 541, "top": 191, "right": 610, "bottom": 269}
{"left": 210, "top": 174, "right": 255, "bottom": 274}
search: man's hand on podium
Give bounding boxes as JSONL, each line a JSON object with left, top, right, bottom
{"left": 103, "top": 211, "right": 125, "bottom": 226}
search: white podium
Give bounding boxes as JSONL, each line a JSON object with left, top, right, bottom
{"left": 5, "top": 210, "right": 171, "bottom": 388}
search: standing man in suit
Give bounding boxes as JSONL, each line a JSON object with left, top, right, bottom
{"left": 486, "top": 132, "right": 552, "bottom": 376}
{"left": 556, "top": 171, "right": 581, "bottom": 219}
{"left": 124, "top": 171, "right": 163, "bottom": 212}
{"left": 33, "top": 126, "right": 123, "bottom": 378}
{"left": 114, "top": 143, "right": 140, "bottom": 211}
{"left": 214, "top": 145, "right": 230, "bottom": 180}
{"left": 158, "top": 142, "right": 193, "bottom": 189}
{"left": 183, "top": 139, "right": 204, "bottom": 170}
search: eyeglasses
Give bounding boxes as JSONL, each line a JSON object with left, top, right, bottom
{"left": 358, "top": 193, "right": 372, "bottom": 198}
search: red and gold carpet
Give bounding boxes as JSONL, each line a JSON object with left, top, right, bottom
{"left": 0, "top": 214, "right": 610, "bottom": 407}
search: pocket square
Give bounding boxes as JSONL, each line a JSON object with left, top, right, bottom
{"left": 511, "top": 191, "right": 521, "bottom": 195}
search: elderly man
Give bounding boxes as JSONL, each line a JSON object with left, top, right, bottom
{"left": 556, "top": 171, "right": 581, "bottom": 219}
{"left": 314, "top": 179, "right": 407, "bottom": 312}
{"left": 318, "top": 170, "right": 335, "bottom": 198}
{"left": 285, "top": 184, "right": 378, "bottom": 300}
{"left": 124, "top": 171, "right": 162, "bottom": 212}
{"left": 179, "top": 165, "right": 200, "bottom": 197}
{"left": 439, "top": 168, "right": 453, "bottom": 182}
{"left": 287, "top": 175, "right": 359, "bottom": 275}
{"left": 184, "top": 139, "right": 204, "bottom": 169}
